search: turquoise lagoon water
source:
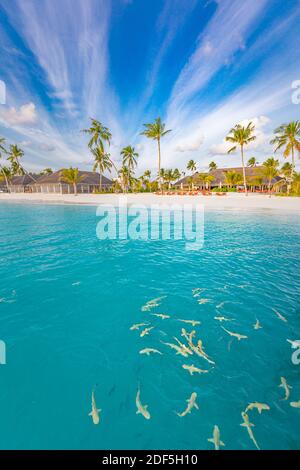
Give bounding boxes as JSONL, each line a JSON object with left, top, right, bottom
{"left": 0, "top": 202, "right": 299, "bottom": 450}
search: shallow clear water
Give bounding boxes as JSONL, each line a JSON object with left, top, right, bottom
{"left": 0, "top": 202, "right": 299, "bottom": 450}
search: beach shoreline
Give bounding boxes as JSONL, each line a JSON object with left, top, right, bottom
{"left": 1, "top": 192, "right": 300, "bottom": 211}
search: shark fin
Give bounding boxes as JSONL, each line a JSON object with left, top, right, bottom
{"left": 220, "top": 441, "right": 225, "bottom": 447}
{"left": 207, "top": 438, "right": 214, "bottom": 444}
{"left": 194, "top": 402, "right": 199, "bottom": 410}
{"left": 88, "top": 412, "right": 92, "bottom": 417}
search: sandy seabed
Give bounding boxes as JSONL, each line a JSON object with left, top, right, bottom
{"left": 1, "top": 192, "right": 300, "bottom": 212}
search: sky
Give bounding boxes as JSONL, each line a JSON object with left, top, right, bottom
{"left": 0, "top": 0, "right": 300, "bottom": 176}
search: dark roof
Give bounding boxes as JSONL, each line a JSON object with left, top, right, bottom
{"left": 11, "top": 174, "right": 39, "bottom": 186}
{"left": 176, "top": 167, "right": 281, "bottom": 186}
{"left": 32, "top": 170, "right": 113, "bottom": 186}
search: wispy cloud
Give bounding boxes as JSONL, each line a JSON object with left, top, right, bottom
{"left": 166, "top": 0, "right": 269, "bottom": 125}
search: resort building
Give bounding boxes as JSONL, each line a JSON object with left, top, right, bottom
{"left": 8, "top": 174, "right": 39, "bottom": 193}
{"left": 175, "top": 166, "right": 282, "bottom": 191}
{"left": 29, "top": 170, "right": 113, "bottom": 194}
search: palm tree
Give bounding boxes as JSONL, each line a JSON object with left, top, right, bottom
{"left": 247, "top": 157, "right": 257, "bottom": 167}
{"left": 141, "top": 170, "right": 152, "bottom": 192}
{"left": 7, "top": 143, "right": 36, "bottom": 182}
{"left": 224, "top": 170, "right": 243, "bottom": 189}
{"left": 271, "top": 121, "right": 300, "bottom": 175}
{"left": 118, "top": 166, "right": 131, "bottom": 193}
{"left": 281, "top": 162, "right": 293, "bottom": 194}
{"left": 61, "top": 167, "right": 83, "bottom": 196}
{"left": 92, "top": 142, "right": 113, "bottom": 191}
{"left": 121, "top": 146, "right": 139, "bottom": 174}
{"left": 196, "top": 173, "right": 208, "bottom": 190}
{"left": 159, "top": 168, "right": 166, "bottom": 190}
{"left": 187, "top": 160, "right": 197, "bottom": 173}
{"left": 250, "top": 175, "right": 264, "bottom": 191}
{"left": 40, "top": 168, "right": 53, "bottom": 175}
{"left": 0, "top": 137, "right": 10, "bottom": 191}
{"left": 141, "top": 117, "right": 171, "bottom": 189}
{"left": 173, "top": 168, "right": 181, "bottom": 182}
{"left": 82, "top": 119, "right": 112, "bottom": 149}
{"left": 292, "top": 172, "right": 300, "bottom": 195}
{"left": 7, "top": 144, "right": 24, "bottom": 175}
{"left": 226, "top": 122, "right": 256, "bottom": 195}
{"left": 205, "top": 174, "right": 215, "bottom": 190}
{"left": 281, "top": 162, "right": 293, "bottom": 178}
{"left": 209, "top": 161, "right": 217, "bottom": 172}
{"left": 262, "top": 158, "right": 279, "bottom": 197}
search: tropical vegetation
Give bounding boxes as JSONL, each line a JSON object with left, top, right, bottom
{"left": 1, "top": 118, "right": 300, "bottom": 196}
{"left": 271, "top": 121, "right": 300, "bottom": 175}
{"left": 61, "top": 167, "right": 83, "bottom": 196}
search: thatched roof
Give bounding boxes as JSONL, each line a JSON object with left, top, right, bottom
{"left": 175, "top": 166, "right": 281, "bottom": 186}
{"left": 11, "top": 174, "right": 38, "bottom": 186}
{"left": 32, "top": 170, "right": 113, "bottom": 186}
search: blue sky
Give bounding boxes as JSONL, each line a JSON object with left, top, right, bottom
{"left": 0, "top": 0, "right": 300, "bottom": 174}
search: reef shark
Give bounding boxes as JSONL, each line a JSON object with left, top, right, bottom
{"left": 245, "top": 402, "right": 270, "bottom": 414}
{"left": 279, "top": 377, "right": 292, "bottom": 400}
{"left": 221, "top": 326, "right": 248, "bottom": 341}
{"left": 136, "top": 385, "right": 151, "bottom": 420}
{"left": 240, "top": 412, "right": 260, "bottom": 450}
{"left": 182, "top": 364, "right": 210, "bottom": 376}
{"left": 208, "top": 425, "right": 225, "bottom": 450}
{"left": 176, "top": 392, "right": 199, "bottom": 417}
{"left": 88, "top": 390, "right": 101, "bottom": 425}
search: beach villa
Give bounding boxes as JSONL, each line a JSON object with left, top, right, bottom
{"left": 7, "top": 170, "right": 113, "bottom": 194}
{"left": 175, "top": 166, "right": 283, "bottom": 192}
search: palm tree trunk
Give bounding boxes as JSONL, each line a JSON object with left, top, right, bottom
{"left": 74, "top": 183, "right": 77, "bottom": 196}
{"left": 292, "top": 145, "right": 295, "bottom": 176}
{"left": 1, "top": 167, "right": 10, "bottom": 192}
{"left": 100, "top": 172, "right": 102, "bottom": 192}
{"left": 268, "top": 180, "right": 271, "bottom": 198}
{"left": 241, "top": 145, "right": 248, "bottom": 195}
{"left": 158, "top": 138, "right": 161, "bottom": 190}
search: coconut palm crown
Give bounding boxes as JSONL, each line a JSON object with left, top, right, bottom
{"left": 92, "top": 142, "right": 113, "bottom": 191}
{"left": 61, "top": 167, "right": 83, "bottom": 196}
{"left": 271, "top": 121, "right": 300, "bottom": 175}
{"left": 121, "top": 146, "right": 139, "bottom": 173}
{"left": 82, "top": 118, "right": 112, "bottom": 149}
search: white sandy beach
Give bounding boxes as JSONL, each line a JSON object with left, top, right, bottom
{"left": 1, "top": 192, "right": 300, "bottom": 211}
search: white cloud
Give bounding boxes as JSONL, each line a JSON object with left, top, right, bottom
{"left": 39, "top": 143, "right": 56, "bottom": 152}
{"left": 0, "top": 102, "right": 37, "bottom": 126}
{"left": 175, "top": 131, "right": 204, "bottom": 153}
{"left": 210, "top": 116, "right": 271, "bottom": 155}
